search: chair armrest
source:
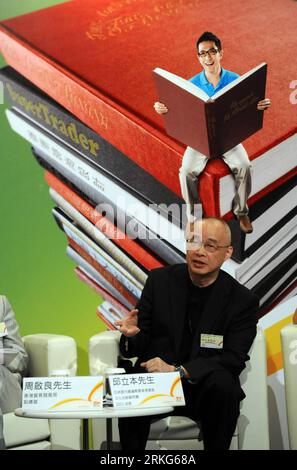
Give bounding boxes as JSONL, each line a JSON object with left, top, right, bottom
{"left": 281, "top": 324, "right": 297, "bottom": 450}
{"left": 238, "top": 328, "right": 269, "bottom": 450}
{"left": 23, "top": 334, "right": 77, "bottom": 377}
{"left": 89, "top": 331, "right": 121, "bottom": 375}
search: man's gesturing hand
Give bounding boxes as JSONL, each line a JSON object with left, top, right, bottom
{"left": 140, "top": 357, "right": 175, "bottom": 373}
{"left": 115, "top": 309, "right": 140, "bottom": 337}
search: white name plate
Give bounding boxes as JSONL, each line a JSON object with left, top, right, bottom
{"left": 108, "top": 372, "right": 185, "bottom": 408}
{"left": 22, "top": 376, "right": 104, "bottom": 411}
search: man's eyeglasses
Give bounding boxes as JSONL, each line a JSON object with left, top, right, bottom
{"left": 198, "top": 48, "right": 219, "bottom": 58}
{"left": 186, "top": 237, "right": 230, "bottom": 253}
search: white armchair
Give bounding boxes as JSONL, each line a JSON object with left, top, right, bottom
{"left": 280, "top": 324, "right": 297, "bottom": 450}
{"left": 4, "top": 334, "right": 80, "bottom": 450}
{"left": 89, "top": 328, "right": 269, "bottom": 450}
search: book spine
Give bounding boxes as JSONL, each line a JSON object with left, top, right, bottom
{"left": 54, "top": 209, "right": 143, "bottom": 295}
{"left": 98, "top": 301, "right": 125, "bottom": 325}
{"left": 258, "top": 280, "right": 297, "bottom": 317}
{"left": 0, "top": 69, "right": 184, "bottom": 217}
{"left": 237, "top": 167, "right": 297, "bottom": 217}
{"left": 246, "top": 237, "right": 297, "bottom": 290}
{"left": 38, "top": 151, "right": 186, "bottom": 266}
{"left": 229, "top": 175, "right": 297, "bottom": 262}
{"left": 49, "top": 187, "right": 148, "bottom": 285}
{"left": 238, "top": 216, "right": 297, "bottom": 285}
{"left": 45, "top": 171, "right": 164, "bottom": 272}
{"left": 96, "top": 311, "right": 117, "bottom": 331}
{"left": 67, "top": 248, "right": 134, "bottom": 310}
{"left": 75, "top": 267, "right": 129, "bottom": 316}
{"left": 259, "top": 267, "right": 297, "bottom": 309}
{"left": 205, "top": 102, "right": 219, "bottom": 158}
{"left": 64, "top": 224, "right": 143, "bottom": 297}
{"left": 252, "top": 253, "right": 297, "bottom": 304}
{"left": 0, "top": 29, "right": 183, "bottom": 196}
{"left": 97, "top": 302, "right": 122, "bottom": 330}
{"left": 6, "top": 108, "right": 185, "bottom": 253}
{"left": 245, "top": 207, "right": 297, "bottom": 258}
{"left": 68, "top": 238, "right": 139, "bottom": 307}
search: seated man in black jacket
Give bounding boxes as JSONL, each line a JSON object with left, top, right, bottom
{"left": 115, "top": 217, "right": 258, "bottom": 450}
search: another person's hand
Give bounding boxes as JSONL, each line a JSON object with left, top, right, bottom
{"left": 140, "top": 357, "right": 175, "bottom": 373}
{"left": 115, "top": 309, "right": 140, "bottom": 337}
{"left": 154, "top": 101, "right": 168, "bottom": 114}
{"left": 257, "top": 98, "right": 271, "bottom": 110}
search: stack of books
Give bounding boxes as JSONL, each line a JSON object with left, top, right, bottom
{"left": 0, "top": 0, "right": 296, "bottom": 327}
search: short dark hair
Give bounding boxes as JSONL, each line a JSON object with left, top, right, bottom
{"left": 196, "top": 32, "right": 222, "bottom": 52}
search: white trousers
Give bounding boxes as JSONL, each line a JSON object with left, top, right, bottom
{"left": 179, "top": 144, "right": 252, "bottom": 221}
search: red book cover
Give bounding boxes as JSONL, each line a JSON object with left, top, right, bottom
{"left": 68, "top": 238, "right": 138, "bottom": 308}
{"left": 0, "top": 0, "right": 296, "bottom": 215}
{"left": 44, "top": 171, "right": 164, "bottom": 271}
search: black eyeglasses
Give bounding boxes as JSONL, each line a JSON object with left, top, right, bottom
{"left": 198, "top": 47, "right": 219, "bottom": 58}
{"left": 186, "top": 238, "right": 230, "bottom": 253}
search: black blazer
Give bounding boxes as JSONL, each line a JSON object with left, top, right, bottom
{"left": 120, "top": 264, "right": 258, "bottom": 387}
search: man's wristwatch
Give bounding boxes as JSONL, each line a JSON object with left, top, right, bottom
{"left": 175, "top": 365, "right": 186, "bottom": 378}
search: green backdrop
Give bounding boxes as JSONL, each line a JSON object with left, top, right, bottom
{"left": 0, "top": 0, "right": 104, "bottom": 375}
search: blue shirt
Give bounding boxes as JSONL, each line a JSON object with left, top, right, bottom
{"left": 189, "top": 68, "right": 239, "bottom": 97}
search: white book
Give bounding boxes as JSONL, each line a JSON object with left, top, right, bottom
{"left": 259, "top": 264, "right": 297, "bottom": 306}
{"left": 54, "top": 209, "right": 143, "bottom": 298}
{"left": 98, "top": 301, "right": 125, "bottom": 328}
{"left": 50, "top": 188, "right": 147, "bottom": 285}
{"left": 222, "top": 215, "right": 297, "bottom": 285}
{"left": 219, "top": 134, "right": 297, "bottom": 216}
{"left": 66, "top": 247, "right": 134, "bottom": 310}
{"left": 244, "top": 185, "right": 297, "bottom": 250}
{"left": 245, "top": 238, "right": 297, "bottom": 290}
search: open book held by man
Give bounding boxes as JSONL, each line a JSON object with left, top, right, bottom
{"left": 154, "top": 31, "right": 271, "bottom": 234}
{"left": 154, "top": 62, "right": 267, "bottom": 159}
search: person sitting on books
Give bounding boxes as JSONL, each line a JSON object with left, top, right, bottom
{"left": 0, "top": 295, "right": 28, "bottom": 449}
{"left": 115, "top": 217, "right": 259, "bottom": 450}
{"left": 154, "top": 31, "right": 271, "bottom": 234}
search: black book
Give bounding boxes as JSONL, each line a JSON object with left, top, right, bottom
{"left": 6, "top": 106, "right": 187, "bottom": 254}
{"left": 0, "top": 66, "right": 185, "bottom": 226}
{"left": 31, "top": 147, "right": 186, "bottom": 266}
{"left": 2, "top": 66, "right": 294, "bottom": 263}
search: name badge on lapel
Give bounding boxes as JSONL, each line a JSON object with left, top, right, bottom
{"left": 200, "top": 334, "right": 223, "bottom": 349}
{"left": 0, "top": 322, "right": 8, "bottom": 338}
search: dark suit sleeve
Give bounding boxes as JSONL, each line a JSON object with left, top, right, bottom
{"left": 119, "top": 270, "right": 155, "bottom": 358}
{"left": 183, "top": 294, "right": 258, "bottom": 382}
